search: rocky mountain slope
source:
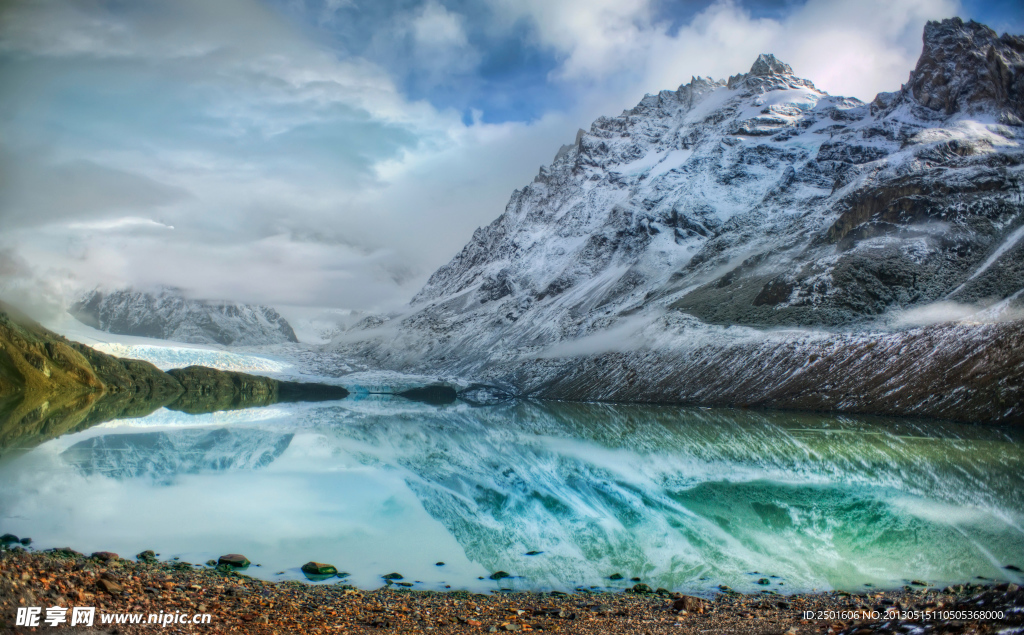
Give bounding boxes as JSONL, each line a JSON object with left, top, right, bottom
{"left": 338, "top": 19, "right": 1024, "bottom": 424}
{"left": 70, "top": 288, "right": 299, "bottom": 346}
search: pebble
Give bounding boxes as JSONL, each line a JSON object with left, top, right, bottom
{"left": 673, "top": 595, "right": 705, "bottom": 613}
{"left": 97, "top": 578, "right": 123, "bottom": 594}
{"left": 3, "top": 549, "right": 1022, "bottom": 635}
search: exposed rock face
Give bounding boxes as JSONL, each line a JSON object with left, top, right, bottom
{"left": 70, "top": 288, "right": 299, "bottom": 346}
{"left": 337, "top": 19, "right": 1024, "bottom": 424}
{"left": 887, "top": 18, "right": 1024, "bottom": 123}
{"left": 527, "top": 320, "right": 1024, "bottom": 423}
{"left": 748, "top": 53, "right": 793, "bottom": 78}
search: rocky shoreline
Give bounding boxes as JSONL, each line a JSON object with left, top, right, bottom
{"left": 1, "top": 547, "right": 1022, "bottom": 635}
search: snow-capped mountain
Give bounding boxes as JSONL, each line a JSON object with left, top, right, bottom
{"left": 70, "top": 288, "right": 299, "bottom": 347}
{"left": 338, "top": 19, "right": 1024, "bottom": 423}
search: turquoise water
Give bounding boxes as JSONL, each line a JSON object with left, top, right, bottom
{"left": 1, "top": 397, "right": 1022, "bottom": 594}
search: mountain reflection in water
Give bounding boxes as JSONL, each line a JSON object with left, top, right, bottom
{"left": 0, "top": 398, "right": 1021, "bottom": 593}
{"left": 62, "top": 428, "right": 294, "bottom": 484}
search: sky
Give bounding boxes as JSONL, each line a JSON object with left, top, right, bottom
{"left": 0, "top": 0, "right": 1022, "bottom": 320}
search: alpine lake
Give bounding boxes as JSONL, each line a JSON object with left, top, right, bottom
{"left": 1, "top": 345, "right": 1022, "bottom": 596}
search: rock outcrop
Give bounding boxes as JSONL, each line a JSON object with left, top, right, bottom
{"left": 883, "top": 18, "right": 1024, "bottom": 123}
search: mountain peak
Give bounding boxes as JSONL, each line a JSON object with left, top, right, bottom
{"left": 727, "top": 53, "right": 808, "bottom": 91}
{"left": 749, "top": 54, "right": 792, "bottom": 77}
{"left": 899, "top": 17, "right": 1024, "bottom": 122}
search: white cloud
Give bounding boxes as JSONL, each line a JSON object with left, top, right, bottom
{"left": 0, "top": 0, "right": 476, "bottom": 314}
{"left": 491, "top": 0, "right": 655, "bottom": 81}
{"left": 497, "top": 0, "right": 961, "bottom": 102}
{"left": 770, "top": 0, "right": 961, "bottom": 99}
{"left": 889, "top": 301, "right": 983, "bottom": 327}
{"left": 0, "top": 153, "right": 190, "bottom": 228}
{"left": 641, "top": 2, "right": 783, "bottom": 94}
{"left": 412, "top": 1, "right": 469, "bottom": 48}
{"left": 368, "top": 0, "right": 482, "bottom": 90}
{"left": 409, "top": 1, "right": 480, "bottom": 82}
{"left": 0, "top": 0, "right": 973, "bottom": 321}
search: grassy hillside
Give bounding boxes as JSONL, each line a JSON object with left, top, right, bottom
{"left": 0, "top": 301, "right": 346, "bottom": 455}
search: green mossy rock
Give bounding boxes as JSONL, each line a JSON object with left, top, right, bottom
{"left": 217, "top": 554, "right": 250, "bottom": 568}
{"left": 301, "top": 561, "right": 338, "bottom": 576}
